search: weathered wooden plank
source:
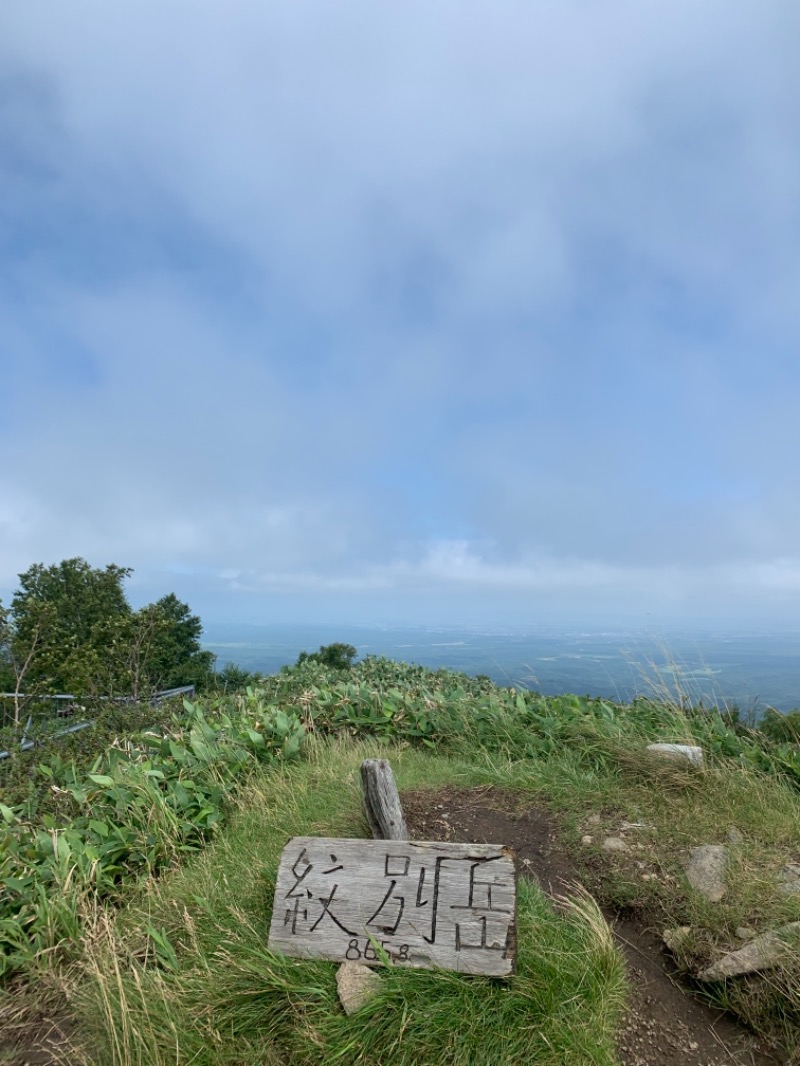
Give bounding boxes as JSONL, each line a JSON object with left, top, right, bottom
{"left": 268, "top": 836, "right": 517, "bottom": 977}
{"left": 361, "top": 758, "right": 409, "bottom": 841}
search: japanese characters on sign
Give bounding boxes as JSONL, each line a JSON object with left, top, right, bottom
{"left": 268, "top": 837, "right": 517, "bottom": 977}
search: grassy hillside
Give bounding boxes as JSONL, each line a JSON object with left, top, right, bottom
{"left": 1, "top": 656, "right": 799, "bottom": 1063}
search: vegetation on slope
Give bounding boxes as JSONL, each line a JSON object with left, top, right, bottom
{"left": 1, "top": 651, "right": 799, "bottom": 1062}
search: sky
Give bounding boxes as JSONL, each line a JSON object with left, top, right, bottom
{"left": 1, "top": 1, "right": 799, "bottom": 629}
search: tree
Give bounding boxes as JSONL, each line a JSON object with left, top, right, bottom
{"left": 64, "top": 606, "right": 166, "bottom": 701}
{"left": 3, "top": 558, "right": 215, "bottom": 704}
{"left": 139, "top": 593, "right": 215, "bottom": 691}
{"left": 11, "top": 558, "right": 132, "bottom": 692}
{"left": 0, "top": 597, "right": 58, "bottom": 725}
{"left": 296, "top": 642, "right": 358, "bottom": 670}
{"left": 213, "top": 662, "right": 262, "bottom": 691}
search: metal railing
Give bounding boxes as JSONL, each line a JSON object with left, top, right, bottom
{"left": 0, "top": 686, "right": 195, "bottom": 761}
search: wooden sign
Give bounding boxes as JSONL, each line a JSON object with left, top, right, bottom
{"left": 268, "top": 837, "right": 517, "bottom": 977}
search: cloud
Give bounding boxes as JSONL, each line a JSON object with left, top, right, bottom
{"left": 1, "top": 1, "right": 799, "bottom": 625}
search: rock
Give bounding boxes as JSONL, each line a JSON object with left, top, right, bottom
{"left": 698, "top": 922, "right": 800, "bottom": 980}
{"left": 735, "top": 926, "right": 756, "bottom": 941}
{"left": 602, "top": 836, "right": 630, "bottom": 853}
{"left": 646, "top": 743, "right": 704, "bottom": 767}
{"left": 662, "top": 926, "right": 692, "bottom": 951}
{"left": 778, "top": 863, "right": 800, "bottom": 896}
{"left": 726, "top": 826, "right": 744, "bottom": 845}
{"left": 336, "top": 961, "right": 383, "bottom": 1015}
{"left": 581, "top": 835, "right": 594, "bottom": 845}
{"left": 685, "top": 845, "right": 728, "bottom": 901}
{"left": 586, "top": 814, "right": 601, "bottom": 825}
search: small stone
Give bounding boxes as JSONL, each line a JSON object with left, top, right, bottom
{"left": 727, "top": 826, "right": 744, "bottom": 845}
{"left": 587, "top": 814, "right": 601, "bottom": 825}
{"left": 735, "top": 927, "right": 756, "bottom": 941}
{"left": 581, "top": 835, "right": 594, "bottom": 845}
{"left": 602, "top": 836, "right": 630, "bottom": 852}
{"left": 336, "top": 961, "right": 383, "bottom": 1015}
{"left": 778, "top": 863, "right": 800, "bottom": 895}
{"left": 646, "top": 743, "right": 704, "bottom": 767}
{"left": 698, "top": 922, "right": 800, "bottom": 980}
{"left": 685, "top": 845, "right": 728, "bottom": 902}
{"left": 662, "top": 926, "right": 692, "bottom": 951}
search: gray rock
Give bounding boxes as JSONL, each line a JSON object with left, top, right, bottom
{"left": 735, "top": 926, "right": 757, "bottom": 941}
{"left": 727, "top": 826, "right": 744, "bottom": 845}
{"left": 336, "top": 961, "right": 382, "bottom": 1015}
{"left": 602, "top": 836, "right": 630, "bottom": 853}
{"left": 646, "top": 743, "right": 704, "bottom": 767}
{"left": 778, "top": 863, "right": 800, "bottom": 896}
{"left": 662, "top": 926, "right": 693, "bottom": 952}
{"left": 685, "top": 845, "right": 728, "bottom": 901}
{"left": 698, "top": 922, "right": 800, "bottom": 980}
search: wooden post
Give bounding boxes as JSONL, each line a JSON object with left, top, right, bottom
{"left": 336, "top": 759, "right": 407, "bottom": 1013}
{"left": 360, "top": 758, "right": 409, "bottom": 842}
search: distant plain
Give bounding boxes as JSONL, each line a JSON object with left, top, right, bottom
{"left": 203, "top": 623, "right": 800, "bottom": 714}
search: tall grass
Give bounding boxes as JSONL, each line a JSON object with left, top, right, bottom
{"left": 69, "top": 740, "right": 627, "bottom": 1066}
{"left": 3, "top": 656, "right": 800, "bottom": 1061}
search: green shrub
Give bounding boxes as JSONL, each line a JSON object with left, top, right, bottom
{"left": 296, "top": 642, "right": 358, "bottom": 670}
{"left": 0, "top": 693, "right": 305, "bottom": 976}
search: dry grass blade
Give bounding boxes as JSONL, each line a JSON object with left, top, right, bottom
{"left": 552, "top": 884, "right": 617, "bottom": 956}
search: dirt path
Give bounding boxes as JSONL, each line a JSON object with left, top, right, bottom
{"left": 401, "top": 785, "right": 785, "bottom": 1066}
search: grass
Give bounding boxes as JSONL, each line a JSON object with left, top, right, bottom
{"left": 459, "top": 712, "right": 800, "bottom": 1049}
{"left": 64, "top": 739, "right": 627, "bottom": 1066}
{"left": 3, "top": 657, "right": 800, "bottom": 1062}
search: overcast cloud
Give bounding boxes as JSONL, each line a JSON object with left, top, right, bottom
{"left": 1, "top": 1, "right": 799, "bottom": 626}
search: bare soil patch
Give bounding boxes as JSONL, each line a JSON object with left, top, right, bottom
{"left": 401, "top": 785, "right": 786, "bottom": 1066}
{"left": 0, "top": 984, "right": 71, "bottom": 1066}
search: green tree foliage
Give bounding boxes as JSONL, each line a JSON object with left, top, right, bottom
{"left": 213, "top": 662, "right": 263, "bottom": 691}
{"left": 295, "top": 642, "right": 358, "bottom": 670}
{"left": 11, "top": 558, "right": 131, "bottom": 692}
{"left": 1, "top": 592, "right": 61, "bottom": 724}
{"left": 3, "top": 558, "right": 215, "bottom": 703}
{"left": 137, "top": 593, "right": 215, "bottom": 691}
